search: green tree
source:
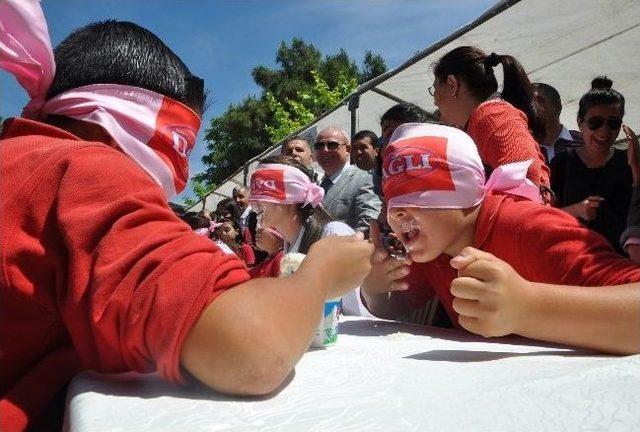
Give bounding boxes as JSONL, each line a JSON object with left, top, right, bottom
{"left": 183, "top": 179, "right": 216, "bottom": 210}
{"left": 265, "top": 70, "right": 357, "bottom": 143}
{"left": 198, "top": 39, "right": 387, "bottom": 187}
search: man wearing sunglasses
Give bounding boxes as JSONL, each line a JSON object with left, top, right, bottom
{"left": 314, "top": 127, "right": 381, "bottom": 233}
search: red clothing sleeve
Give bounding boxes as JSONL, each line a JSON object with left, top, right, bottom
{"left": 53, "top": 147, "right": 250, "bottom": 382}
{"left": 507, "top": 202, "right": 640, "bottom": 285}
{"left": 467, "top": 100, "right": 550, "bottom": 187}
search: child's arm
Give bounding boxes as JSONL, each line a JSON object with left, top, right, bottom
{"left": 181, "top": 234, "right": 373, "bottom": 396}
{"left": 449, "top": 247, "right": 640, "bottom": 355}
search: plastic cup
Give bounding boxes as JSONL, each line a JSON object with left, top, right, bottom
{"left": 310, "top": 298, "right": 340, "bottom": 348}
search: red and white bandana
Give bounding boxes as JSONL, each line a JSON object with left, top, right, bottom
{"left": 249, "top": 163, "right": 324, "bottom": 208}
{"left": 0, "top": 0, "right": 200, "bottom": 199}
{"left": 382, "top": 123, "right": 542, "bottom": 210}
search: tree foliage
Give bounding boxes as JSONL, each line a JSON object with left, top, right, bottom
{"left": 194, "top": 38, "right": 387, "bottom": 190}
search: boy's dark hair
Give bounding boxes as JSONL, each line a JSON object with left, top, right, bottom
{"left": 258, "top": 155, "right": 334, "bottom": 254}
{"left": 353, "top": 130, "right": 379, "bottom": 146}
{"left": 577, "top": 76, "right": 625, "bottom": 121}
{"left": 181, "top": 211, "right": 210, "bottom": 231}
{"left": 433, "top": 46, "right": 544, "bottom": 141}
{"left": 282, "top": 135, "right": 311, "bottom": 148}
{"left": 532, "top": 82, "right": 562, "bottom": 114}
{"left": 380, "top": 103, "right": 435, "bottom": 125}
{"left": 47, "top": 20, "right": 205, "bottom": 114}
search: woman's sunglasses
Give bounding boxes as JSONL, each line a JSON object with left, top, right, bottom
{"left": 585, "top": 116, "right": 623, "bottom": 131}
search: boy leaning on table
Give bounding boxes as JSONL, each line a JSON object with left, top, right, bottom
{"left": 361, "top": 122, "right": 640, "bottom": 355}
{"left": 0, "top": 1, "right": 373, "bottom": 430}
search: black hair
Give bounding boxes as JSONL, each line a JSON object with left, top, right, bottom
{"left": 47, "top": 20, "right": 205, "bottom": 114}
{"left": 433, "top": 46, "right": 544, "bottom": 141}
{"left": 259, "top": 155, "right": 334, "bottom": 254}
{"left": 282, "top": 135, "right": 311, "bottom": 148}
{"left": 353, "top": 130, "right": 379, "bottom": 145}
{"left": 181, "top": 211, "right": 210, "bottom": 230}
{"left": 215, "top": 197, "right": 242, "bottom": 226}
{"left": 577, "top": 76, "right": 625, "bottom": 121}
{"left": 380, "top": 103, "right": 436, "bottom": 125}
{"left": 531, "top": 82, "right": 562, "bottom": 114}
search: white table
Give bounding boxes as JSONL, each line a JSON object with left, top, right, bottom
{"left": 63, "top": 317, "right": 640, "bottom": 431}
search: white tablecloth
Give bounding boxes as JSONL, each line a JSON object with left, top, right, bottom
{"left": 63, "top": 317, "right": 640, "bottom": 431}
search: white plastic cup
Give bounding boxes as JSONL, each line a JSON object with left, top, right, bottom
{"left": 310, "top": 298, "right": 340, "bottom": 348}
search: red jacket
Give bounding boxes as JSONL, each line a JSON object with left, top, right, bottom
{"left": 401, "top": 193, "right": 640, "bottom": 326}
{"left": 0, "top": 118, "right": 249, "bottom": 431}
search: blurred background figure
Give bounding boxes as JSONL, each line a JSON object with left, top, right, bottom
{"left": 532, "top": 82, "right": 582, "bottom": 162}
{"left": 314, "top": 127, "right": 380, "bottom": 233}
{"left": 351, "top": 130, "right": 379, "bottom": 172}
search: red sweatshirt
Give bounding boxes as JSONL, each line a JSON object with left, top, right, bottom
{"left": 0, "top": 118, "right": 250, "bottom": 431}
{"left": 467, "top": 99, "right": 551, "bottom": 188}
{"left": 400, "top": 193, "right": 640, "bottom": 326}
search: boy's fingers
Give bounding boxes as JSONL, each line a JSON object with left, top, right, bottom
{"left": 457, "top": 259, "right": 500, "bottom": 282}
{"left": 369, "top": 220, "right": 381, "bottom": 248}
{"left": 450, "top": 276, "right": 484, "bottom": 300}
{"left": 450, "top": 246, "right": 497, "bottom": 270}
{"left": 452, "top": 297, "right": 481, "bottom": 317}
{"left": 390, "top": 280, "right": 409, "bottom": 291}
{"left": 458, "top": 315, "right": 482, "bottom": 335}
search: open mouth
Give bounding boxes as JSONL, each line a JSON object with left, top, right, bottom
{"left": 399, "top": 220, "right": 421, "bottom": 248}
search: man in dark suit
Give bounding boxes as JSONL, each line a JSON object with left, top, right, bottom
{"left": 314, "top": 127, "right": 381, "bottom": 233}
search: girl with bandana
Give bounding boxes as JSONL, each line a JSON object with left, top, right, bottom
{"left": 249, "top": 155, "right": 372, "bottom": 316}
{"left": 361, "top": 122, "right": 640, "bottom": 355}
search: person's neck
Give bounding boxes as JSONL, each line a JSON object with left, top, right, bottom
{"left": 457, "top": 96, "right": 484, "bottom": 129}
{"left": 280, "top": 216, "right": 303, "bottom": 244}
{"left": 444, "top": 207, "right": 479, "bottom": 257}
{"left": 543, "top": 121, "right": 562, "bottom": 146}
{"left": 323, "top": 160, "right": 347, "bottom": 178}
{"left": 46, "top": 116, "right": 116, "bottom": 147}
{"left": 578, "top": 144, "right": 613, "bottom": 168}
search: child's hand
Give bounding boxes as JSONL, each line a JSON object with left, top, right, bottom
{"left": 449, "top": 247, "right": 533, "bottom": 337}
{"left": 623, "top": 124, "right": 640, "bottom": 185}
{"left": 361, "top": 220, "right": 412, "bottom": 296}
{"left": 304, "top": 232, "right": 374, "bottom": 298}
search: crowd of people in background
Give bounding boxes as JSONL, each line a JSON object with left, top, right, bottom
{"left": 1, "top": 2, "right": 638, "bottom": 429}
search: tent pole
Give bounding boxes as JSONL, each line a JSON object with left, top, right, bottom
{"left": 348, "top": 95, "right": 360, "bottom": 140}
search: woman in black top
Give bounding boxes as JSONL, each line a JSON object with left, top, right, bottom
{"left": 551, "top": 77, "right": 638, "bottom": 253}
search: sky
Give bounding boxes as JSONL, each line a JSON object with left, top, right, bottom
{"left": 0, "top": 0, "right": 497, "bottom": 202}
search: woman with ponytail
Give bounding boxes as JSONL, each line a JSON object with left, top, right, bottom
{"left": 429, "top": 46, "right": 550, "bottom": 192}
{"left": 551, "top": 76, "right": 637, "bottom": 254}
{"left": 249, "top": 155, "right": 370, "bottom": 315}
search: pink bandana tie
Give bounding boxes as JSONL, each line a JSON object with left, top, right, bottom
{"left": 0, "top": 0, "right": 200, "bottom": 199}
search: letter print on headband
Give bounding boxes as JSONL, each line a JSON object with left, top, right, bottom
{"left": 382, "top": 136, "right": 455, "bottom": 194}
{"left": 250, "top": 168, "right": 287, "bottom": 202}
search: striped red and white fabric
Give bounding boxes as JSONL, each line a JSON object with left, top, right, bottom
{"left": 0, "top": 0, "right": 200, "bottom": 199}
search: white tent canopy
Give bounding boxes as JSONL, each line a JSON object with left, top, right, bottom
{"left": 192, "top": 0, "right": 640, "bottom": 212}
